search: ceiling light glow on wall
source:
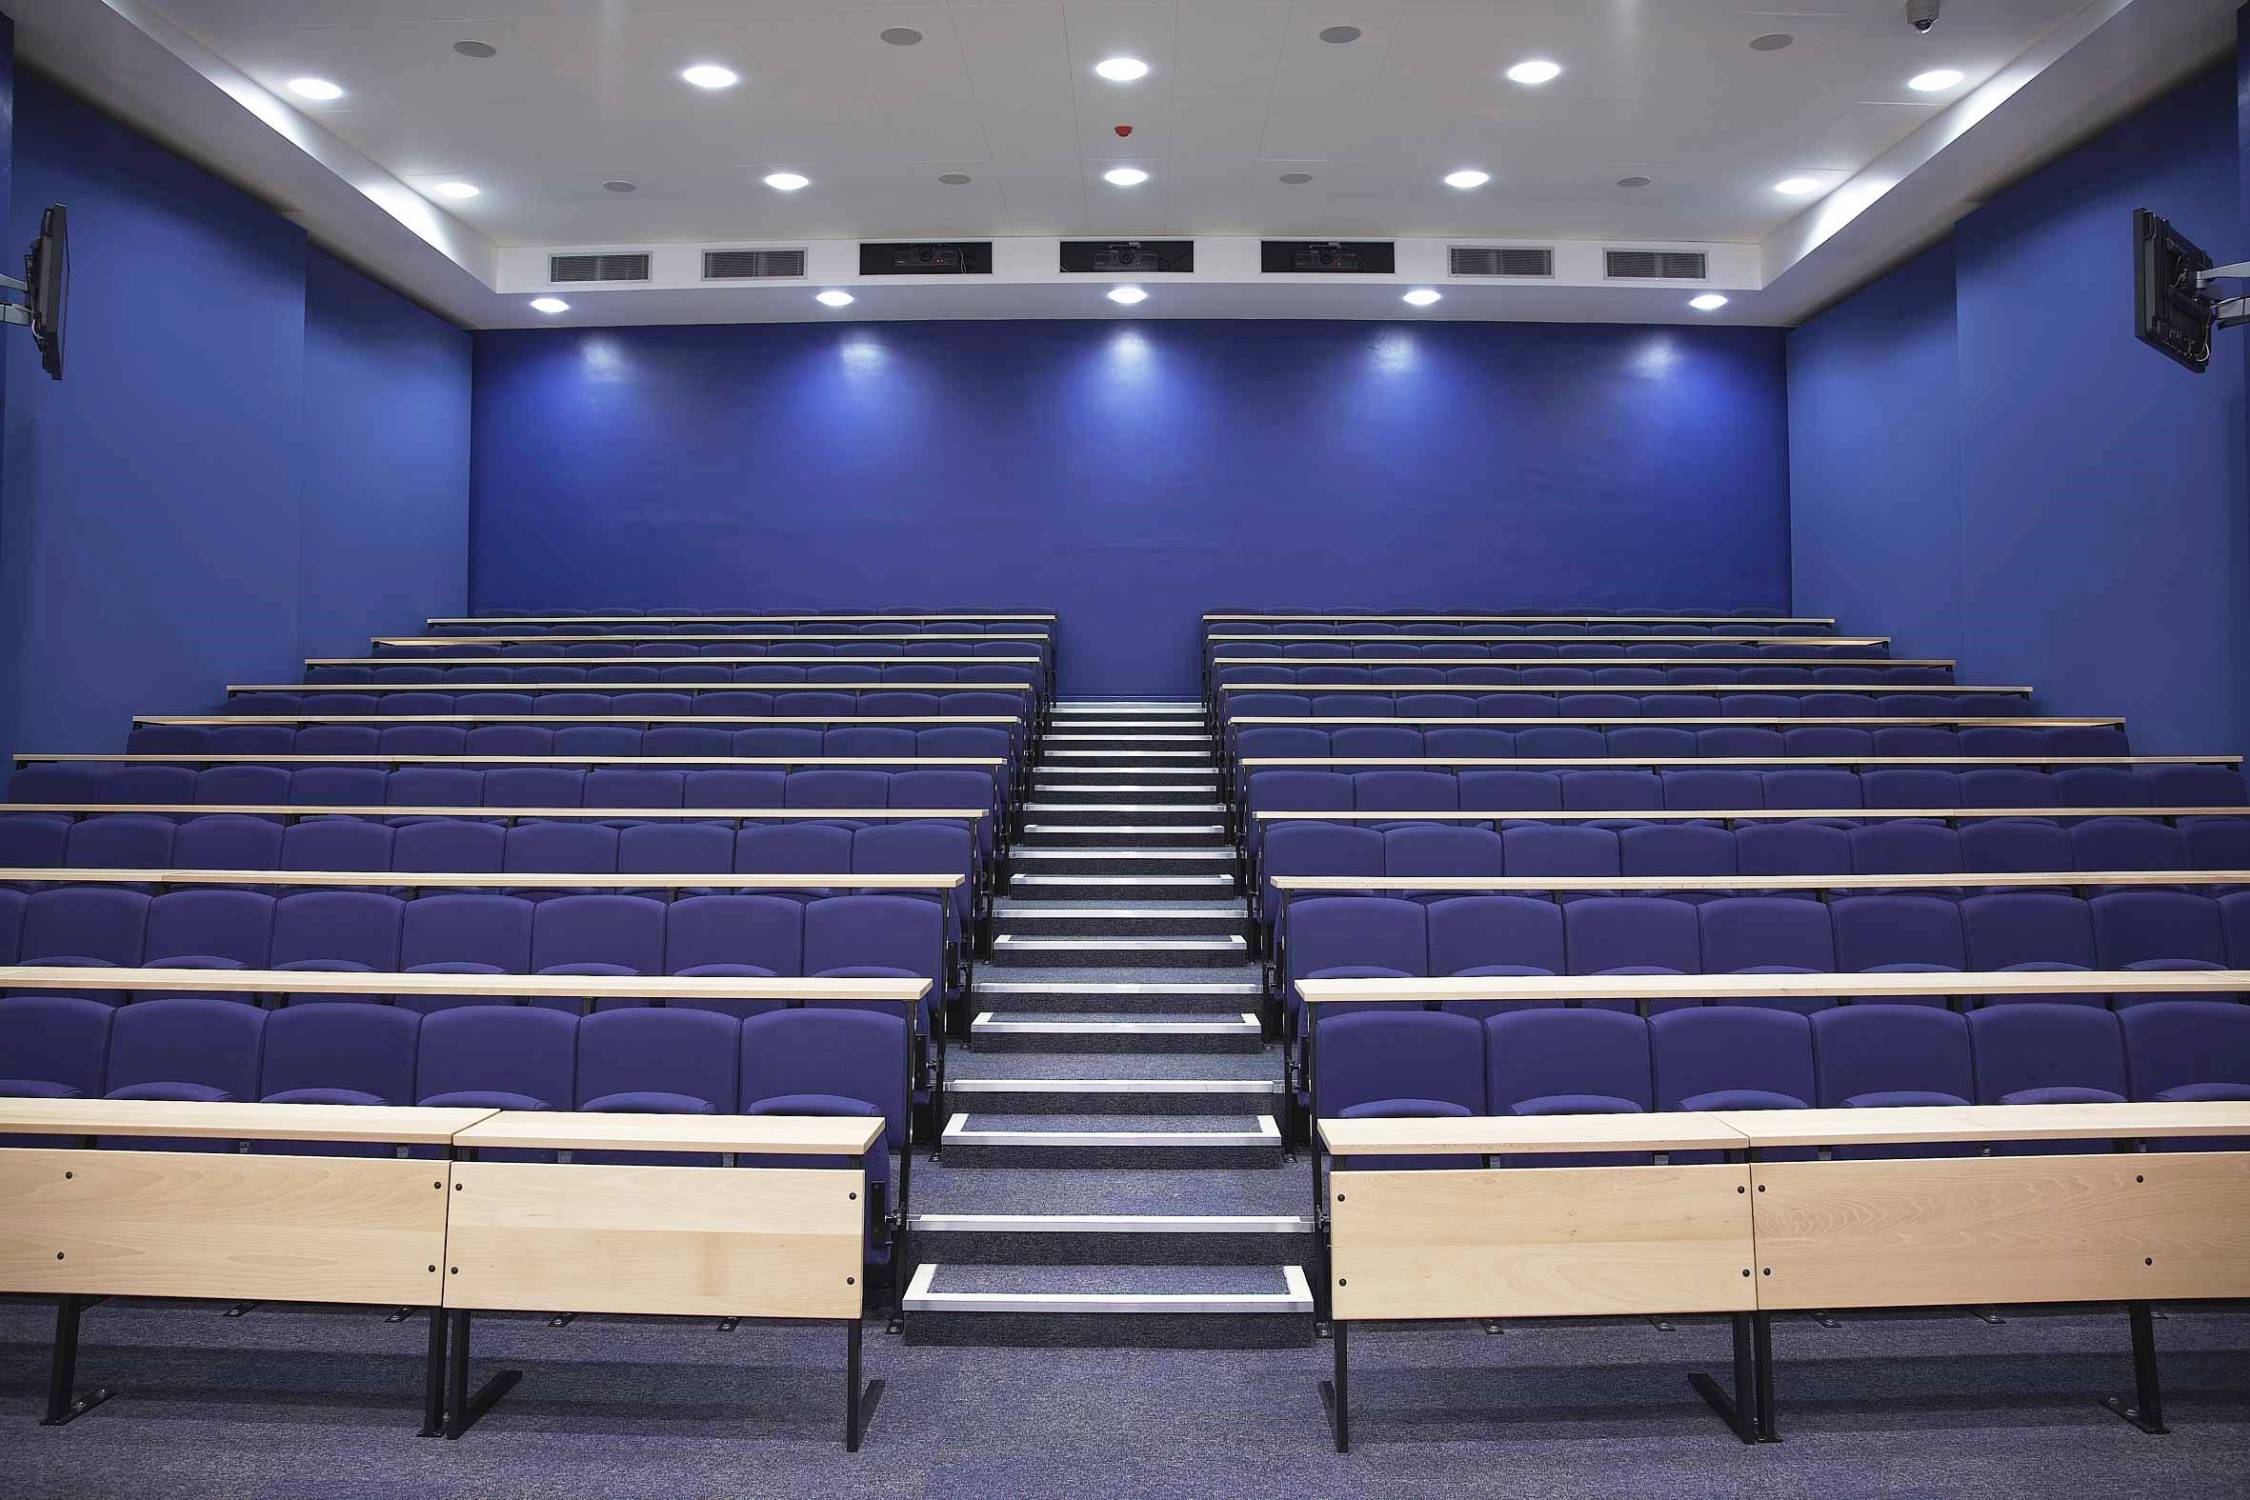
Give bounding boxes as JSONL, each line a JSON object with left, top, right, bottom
{"left": 1908, "top": 68, "right": 1965, "bottom": 93}
{"left": 1107, "top": 285, "right": 1148, "bottom": 305}
{"left": 816, "top": 290, "right": 855, "bottom": 307}
{"left": 1773, "top": 177, "right": 1820, "bottom": 196}
{"left": 681, "top": 64, "right": 740, "bottom": 90}
{"left": 530, "top": 297, "right": 570, "bottom": 314}
{"left": 1104, "top": 167, "right": 1149, "bottom": 186}
{"left": 286, "top": 77, "right": 345, "bottom": 101}
{"left": 1442, "top": 169, "right": 1490, "bottom": 189}
{"left": 764, "top": 172, "right": 811, "bottom": 191}
{"left": 1095, "top": 57, "right": 1149, "bottom": 82}
{"left": 1505, "top": 59, "right": 1562, "bottom": 85}
{"left": 1402, "top": 289, "right": 1442, "bottom": 307}
{"left": 1688, "top": 293, "right": 1729, "bottom": 311}
{"left": 433, "top": 181, "right": 480, "bottom": 199}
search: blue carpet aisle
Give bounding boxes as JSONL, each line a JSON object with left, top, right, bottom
{"left": 905, "top": 699, "right": 1316, "bottom": 1344}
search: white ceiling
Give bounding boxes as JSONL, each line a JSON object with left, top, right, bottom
{"left": 11, "top": 0, "right": 2238, "bottom": 327}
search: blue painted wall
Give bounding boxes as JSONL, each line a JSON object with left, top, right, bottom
{"left": 471, "top": 320, "right": 1791, "bottom": 697}
{"left": 1790, "top": 63, "right": 2250, "bottom": 753}
{"left": 0, "top": 76, "right": 469, "bottom": 767}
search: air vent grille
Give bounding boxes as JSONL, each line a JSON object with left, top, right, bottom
{"left": 1604, "top": 250, "right": 1707, "bottom": 281}
{"left": 549, "top": 253, "right": 651, "bottom": 283}
{"left": 1449, "top": 245, "right": 1554, "bottom": 278}
{"left": 703, "top": 249, "right": 807, "bottom": 280}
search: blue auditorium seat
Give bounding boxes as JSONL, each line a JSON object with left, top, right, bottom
{"left": 1564, "top": 897, "right": 1701, "bottom": 1014}
{"left": 1484, "top": 1009, "right": 1653, "bottom": 1163}
{"left": 531, "top": 894, "right": 666, "bottom": 1008}
{"left": 102, "top": 998, "right": 266, "bottom": 1151}
{"left": 738, "top": 1008, "right": 907, "bottom": 1255}
{"left": 1313, "top": 1010, "right": 1485, "bottom": 1168}
{"left": 2120, "top": 1001, "right": 2250, "bottom": 1103}
{"left": 1811, "top": 1005, "right": 1975, "bottom": 1156}
{"left": 414, "top": 1005, "right": 576, "bottom": 1113}
{"left": 1967, "top": 1004, "right": 2128, "bottom": 1107}
{"left": 0, "top": 995, "right": 112, "bottom": 1099}
{"left": 574, "top": 1008, "right": 741, "bottom": 1163}
{"left": 255, "top": 1004, "right": 421, "bottom": 1153}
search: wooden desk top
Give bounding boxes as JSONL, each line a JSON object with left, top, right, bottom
{"left": 17, "top": 753, "right": 1005, "bottom": 768}
{"left": 310, "top": 656, "right": 1041, "bottom": 669}
{"left": 0, "top": 866, "right": 963, "bottom": 890}
{"left": 1207, "top": 634, "right": 1891, "bottom": 647}
{"left": 455, "top": 1110, "right": 883, "bottom": 1155}
{"left": 1241, "top": 755, "right": 2239, "bottom": 768}
{"left": 1228, "top": 715, "right": 2110, "bottom": 728}
{"left": 1222, "top": 681, "right": 2028, "bottom": 696}
{"left": 141, "top": 714, "right": 1024, "bottom": 727}
{"left": 0, "top": 964, "right": 931, "bottom": 1004}
{"left": 1319, "top": 1112, "right": 1751, "bottom": 1156}
{"left": 1217, "top": 656, "right": 1948, "bottom": 669}
{"left": 1275, "top": 870, "right": 2250, "bottom": 896}
{"left": 379, "top": 633, "right": 1050, "bottom": 646}
{"left": 1254, "top": 805, "right": 2240, "bottom": 823}
{"left": 1204, "top": 613, "right": 1836, "bottom": 626}
{"left": 1296, "top": 968, "right": 2250, "bottom": 1006}
{"left": 1711, "top": 1100, "right": 2250, "bottom": 1148}
{"left": 236, "top": 682, "right": 1035, "bottom": 695}
{"left": 0, "top": 1096, "right": 494, "bottom": 1144}
{"left": 5, "top": 802, "right": 985, "bottom": 823}
{"left": 432, "top": 613, "right": 1056, "bottom": 625}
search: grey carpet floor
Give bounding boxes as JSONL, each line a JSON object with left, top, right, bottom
{"left": 3, "top": 1296, "right": 2244, "bottom": 1499}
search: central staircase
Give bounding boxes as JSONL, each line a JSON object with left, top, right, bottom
{"left": 903, "top": 699, "right": 1317, "bottom": 1346}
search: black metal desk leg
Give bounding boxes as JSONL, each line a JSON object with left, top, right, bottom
{"left": 442, "top": 1308, "right": 523, "bottom": 1440}
{"left": 420, "top": 1306, "right": 446, "bottom": 1437}
{"left": 1318, "top": 1320, "right": 1351, "bottom": 1452}
{"left": 1752, "top": 1310, "right": 1778, "bottom": 1442}
{"left": 842, "top": 1318, "right": 885, "bottom": 1452}
{"left": 1689, "top": 1311, "right": 1762, "bottom": 1444}
{"left": 42, "top": 1294, "right": 117, "bottom": 1426}
{"left": 2102, "top": 1302, "right": 2170, "bottom": 1435}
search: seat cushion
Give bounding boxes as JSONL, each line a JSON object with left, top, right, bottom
{"left": 1843, "top": 1090, "right": 1972, "bottom": 1109}
{"left": 1998, "top": 1085, "right": 2126, "bottom": 1107}
{"left": 1678, "top": 1088, "right": 1809, "bottom": 1113}
{"left": 418, "top": 1089, "right": 548, "bottom": 1111}
{"left": 261, "top": 1086, "right": 388, "bottom": 1107}
{"left": 580, "top": 1090, "right": 717, "bottom": 1115}
{"left": 106, "top": 1082, "right": 232, "bottom": 1103}
{"left": 2154, "top": 1081, "right": 2250, "bottom": 1103}
{"left": 0, "top": 1079, "right": 84, "bottom": 1100}
{"left": 748, "top": 1093, "right": 878, "bottom": 1118}
{"left": 1338, "top": 1098, "right": 1474, "bottom": 1120}
{"left": 1509, "top": 1094, "right": 1646, "bottom": 1116}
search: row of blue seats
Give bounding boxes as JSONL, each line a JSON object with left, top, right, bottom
{"left": 1229, "top": 724, "right": 2122, "bottom": 767}
{"left": 226, "top": 690, "right": 1035, "bottom": 722}
{"left": 298, "top": 664, "right": 1044, "bottom": 687}
{"left": 1238, "top": 768, "right": 2248, "bottom": 855}
{"left": 1207, "top": 620, "right": 1834, "bottom": 636}
{"left": 133, "top": 723, "right": 1018, "bottom": 762}
{"left": 1218, "top": 691, "right": 2029, "bottom": 721}
{"left": 0, "top": 813, "right": 981, "bottom": 928}
{"left": 375, "top": 638, "right": 1035, "bottom": 656}
{"left": 0, "top": 887, "right": 955, "bottom": 1018}
{"left": 1214, "top": 664, "right": 1946, "bottom": 685}
{"left": 8, "top": 763, "right": 1001, "bottom": 818}
{"left": 1280, "top": 892, "right": 2250, "bottom": 1023}
{"left": 1211, "top": 642, "right": 1874, "bottom": 660}
{"left": 1, "top": 998, "right": 910, "bottom": 1257}
{"left": 432, "top": 619, "right": 1044, "bottom": 637}
{"left": 1311, "top": 1003, "right": 2247, "bottom": 1157}
{"left": 1248, "top": 816, "right": 2250, "bottom": 950}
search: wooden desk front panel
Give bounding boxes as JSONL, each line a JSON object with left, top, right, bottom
{"left": 443, "top": 1162, "right": 865, "bottom": 1320}
{"left": 1329, "top": 1163, "right": 1756, "bottom": 1321}
{"left": 0, "top": 1150, "right": 451, "bottom": 1305}
{"left": 1751, "top": 1152, "right": 2250, "bottom": 1310}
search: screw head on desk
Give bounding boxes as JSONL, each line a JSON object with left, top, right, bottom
{"left": 63, "top": 1171, "right": 72, "bottom": 1180}
{"left": 433, "top": 1181, "right": 443, "bottom": 1189}
{"left": 1762, "top": 1268, "right": 1771, "bottom": 1276}
{"left": 1741, "top": 1269, "right": 1751, "bottom": 1277}
{"left": 55, "top": 1252, "right": 64, "bottom": 1260}
{"left": 846, "top": 1277, "right": 856, "bottom": 1286}
{"left": 428, "top": 1265, "right": 437, "bottom": 1273}
{"left": 450, "top": 1267, "right": 458, "bottom": 1275}
{"left": 2145, "top": 1257, "right": 2154, "bottom": 1266}
{"left": 849, "top": 1191, "right": 858, "bottom": 1201}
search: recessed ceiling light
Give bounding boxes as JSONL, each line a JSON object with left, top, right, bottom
{"left": 681, "top": 64, "right": 740, "bottom": 90}
{"left": 764, "top": 172, "right": 811, "bottom": 192}
{"left": 433, "top": 181, "right": 480, "bottom": 200}
{"left": 880, "top": 27, "right": 923, "bottom": 46}
{"left": 1104, "top": 167, "right": 1149, "bottom": 187}
{"left": 1908, "top": 68, "right": 1965, "bottom": 93}
{"left": 1773, "top": 177, "right": 1821, "bottom": 196}
{"left": 1319, "top": 25, "right": 1361, "bottom": 44}
{"left": 1505, "top": 59, "right": 1562, "bottom": 86}
{"left": 530, "top": 297, "right": 569, "bottom": 314}
{"left": 1278, "top": 172, "right": 1315, "bottom": 185}
{"left": 453, "top": 41, "right": 498, "bottom": 59}
{"left": 286, "top": 77, "right": 345, "bottom": 101}
{"left": 1749, "top": 33, "right": 1794, "bottom": 52}
{"left": 1443, "top": 169, "right": 1490, "bottom": 190}
{"left": 1689, "top": 293, "right": 1729, "bottom": 312}
{"left": 1617, "top": 175, "right": 1651, "bottom": 188}
{"left": 1107, "top": 285, "right": 1148, "bottom": 305}
{"left": 816, "top": 290, "right": 855, "bottom": 308}
{"left": 1402, "top": 289, "right": 1442, "bottom": 307}
{"left": 1095, "top": 56, "right": 1149, "bottom": 82}
{"left": 938, "top": 172, "right": 973, "bottom": 185}
{"left": 602, "top": 180, "right": 637, "bottom": 193}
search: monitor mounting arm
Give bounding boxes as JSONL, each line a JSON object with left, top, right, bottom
{"left": 2196, "top": 261, "right": 2250, "bottom": 329}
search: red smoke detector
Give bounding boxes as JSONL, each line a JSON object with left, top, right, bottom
{"left": 1114, "top": 124, "right": 1133, "bottom": 137}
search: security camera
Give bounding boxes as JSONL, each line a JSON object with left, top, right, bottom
{"left": 1905, "top": 0, "right": 1940, "bottom": 32}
